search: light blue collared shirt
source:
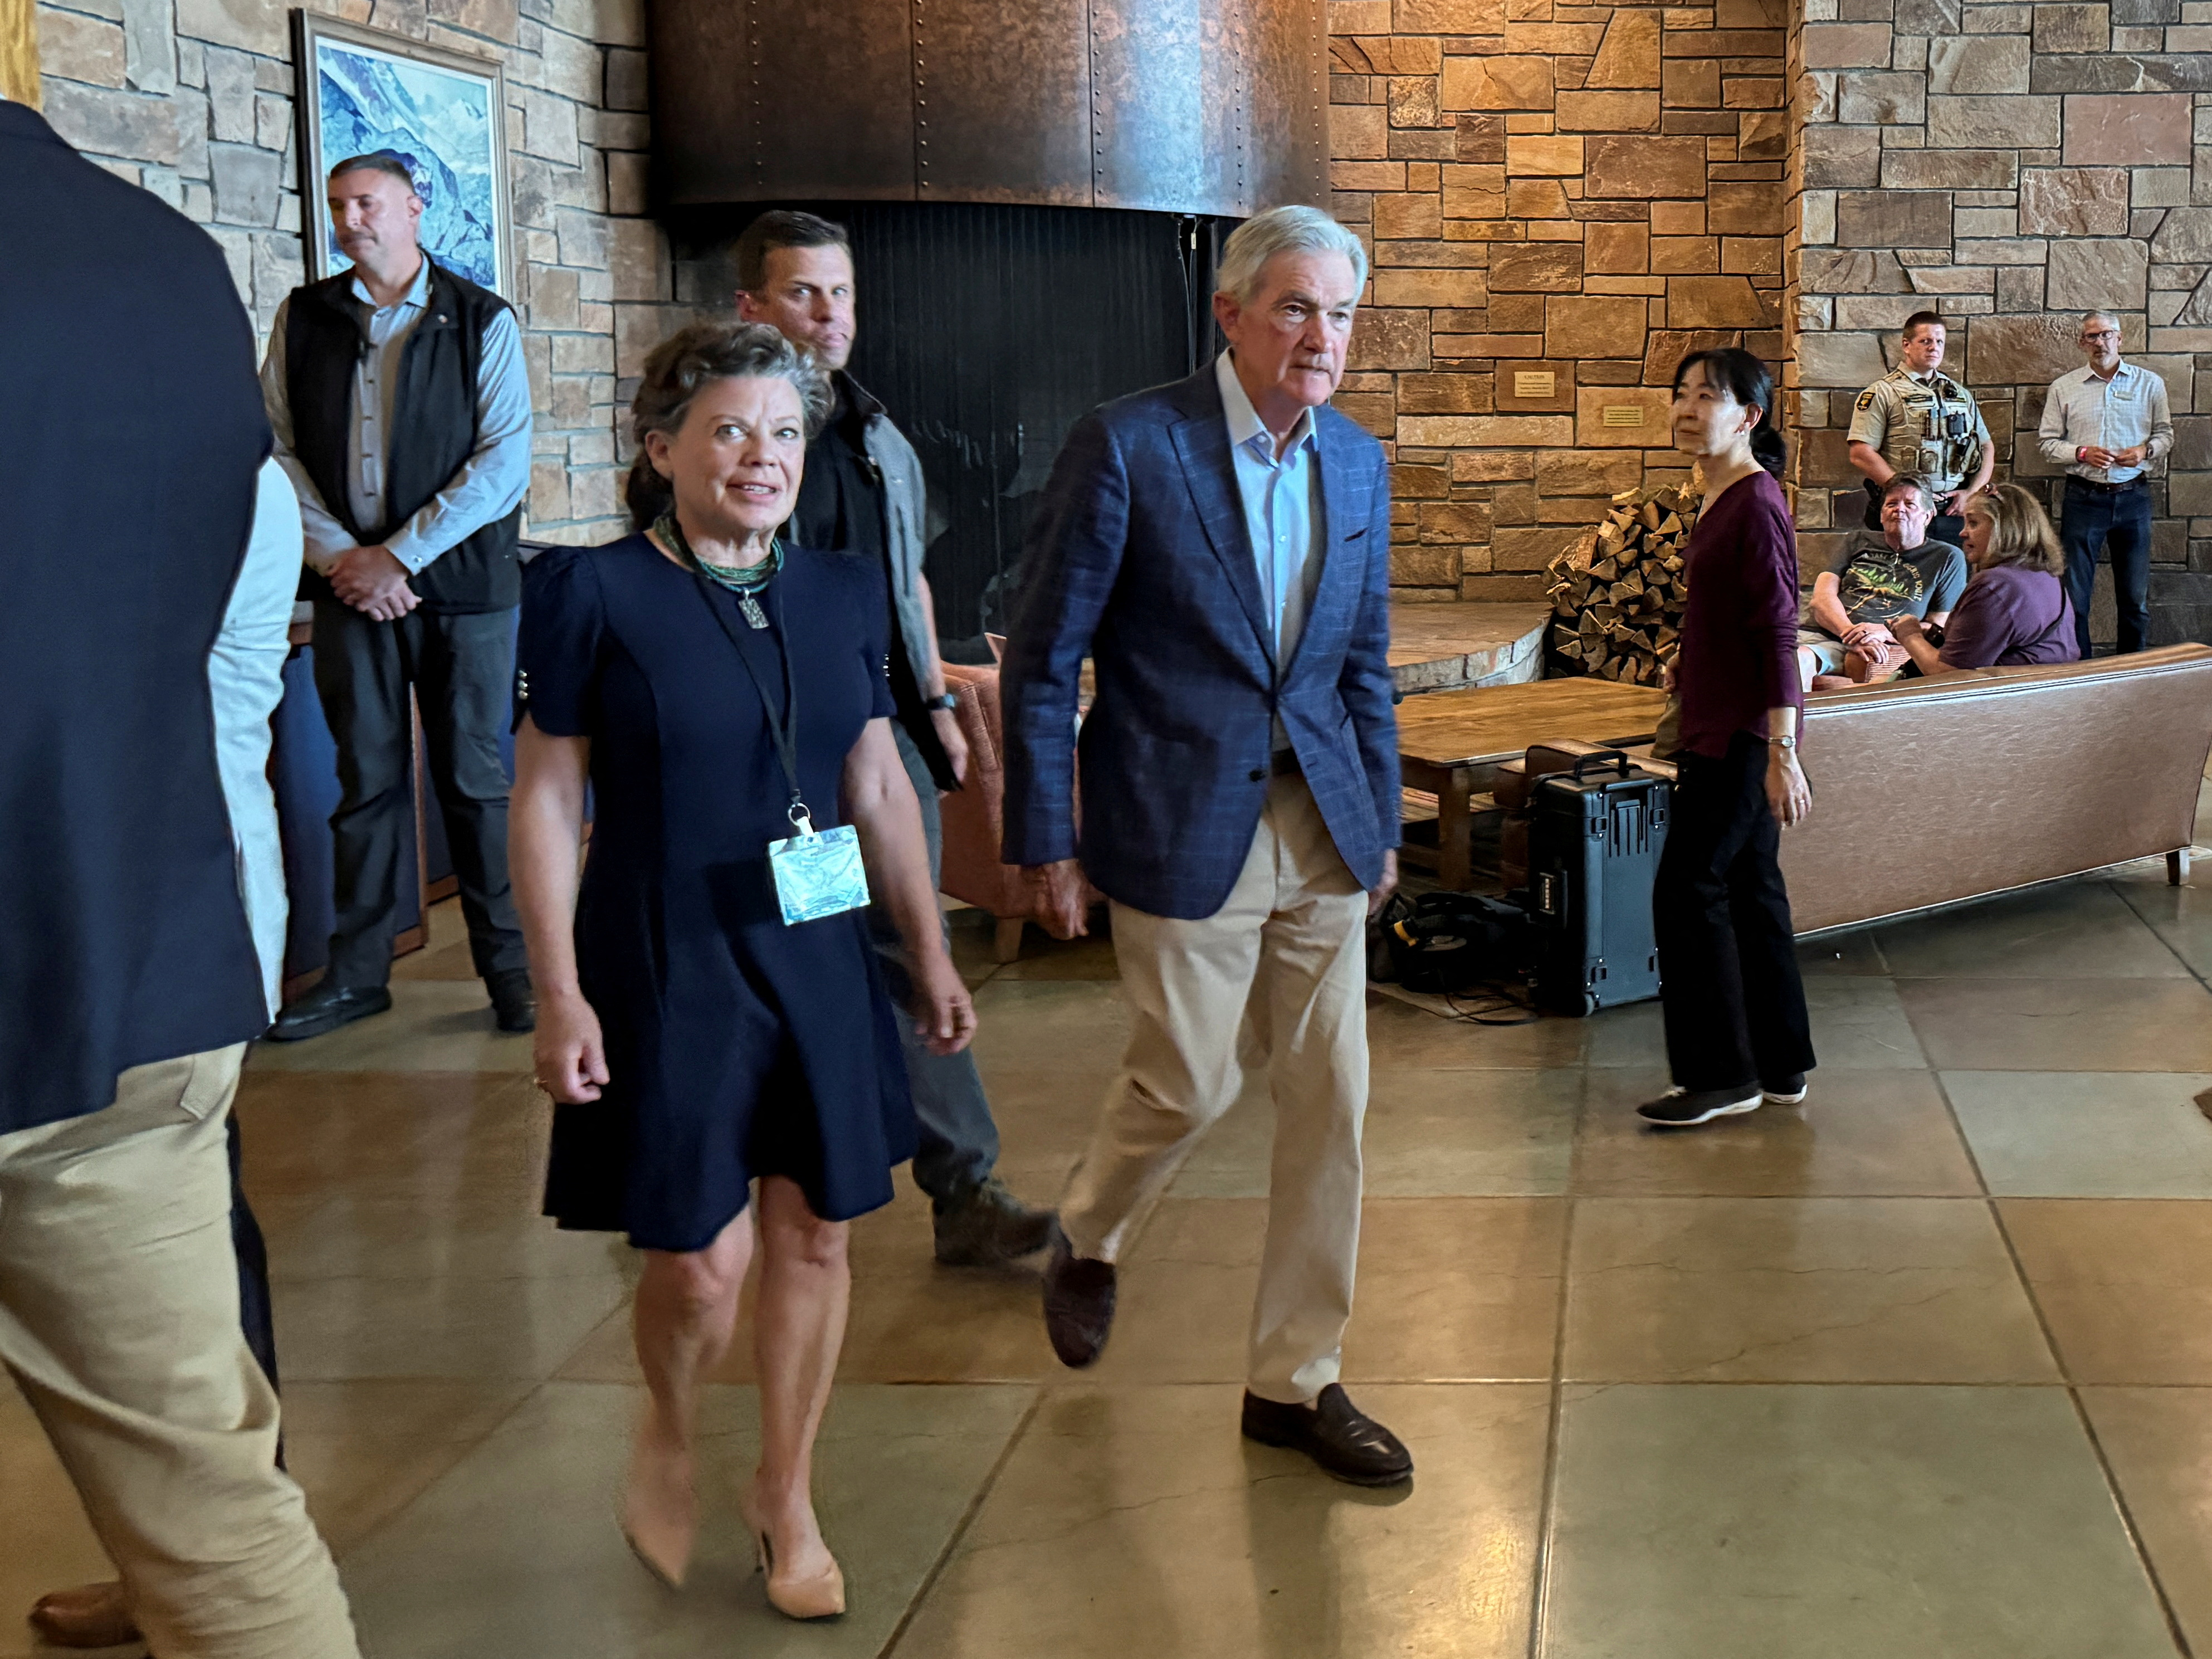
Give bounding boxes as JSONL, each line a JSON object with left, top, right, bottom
{"left": 2037, "top": 359, "right": 2174, "bottom": 485}
{"left": 261, "top": 256, "right": 533, "bottom": 577}
{"left": 1217, "top": 350, "right": 1325, "bottom": 675}
{"left": 211, "top": 460, "right": 302, "bottom": 1018}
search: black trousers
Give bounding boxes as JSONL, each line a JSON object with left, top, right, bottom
{"left": 1653, "top": 732, "right": 1815, "bottom": 1092}
{"left": 311, "top": 600, "right": 526, "bottom": 988}
{"left": 228, "top": 1113, "right": 278, "bottom": 1392}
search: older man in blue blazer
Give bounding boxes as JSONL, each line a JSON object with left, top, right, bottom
{"left": 1002, "top": 206, "right": 1408, "bottom": 1486}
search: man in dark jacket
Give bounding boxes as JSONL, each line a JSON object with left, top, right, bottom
{"left": 261, "top": 152, "right": 535, "bottom": 1040}
{"left": 737, "top": 210, "right": 1054, "bottom": 1267}
{"left": 0, "top": 98, "right": 359, "bottom": 1657}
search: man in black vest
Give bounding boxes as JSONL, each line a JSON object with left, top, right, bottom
{"left": 1, "top": 98, "right": 359, "bottom": 1656}
{"left": 261, "top": 153, "right": 535, "bottom": 1040}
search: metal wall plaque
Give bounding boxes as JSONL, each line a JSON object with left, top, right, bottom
{"left": 1514, "top": 370, "right": 1556, "bottom": 398}
{"left": 1602, "top": 405, "right": 1647, "bottom": 427}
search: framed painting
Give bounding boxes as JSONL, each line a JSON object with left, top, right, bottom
{"left": 292, "top": 12, "right": 514, "bottom": 299}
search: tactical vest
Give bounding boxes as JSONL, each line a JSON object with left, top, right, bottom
{"left": 283, "top": 260, "right": 521, "bottom": 613}
{"left": 1877, "top": 370, "right": 1982, "bottom": 488}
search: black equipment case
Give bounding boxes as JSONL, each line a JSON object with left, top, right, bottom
{"left": 1527, "top": 750, "right": 1670, "bottom": 1016}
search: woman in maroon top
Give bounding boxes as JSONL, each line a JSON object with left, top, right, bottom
{"left": 1639, "top": 349, "right": 1818, "bottom": 1128}
{"left": 1891, "top": 483, "right": 2080, "bottom": 674}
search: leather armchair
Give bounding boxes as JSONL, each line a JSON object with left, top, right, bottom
{"left": 936, "top": 662, "right": 1101, "bottom": 961}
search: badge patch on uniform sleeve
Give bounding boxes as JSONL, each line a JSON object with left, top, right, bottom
{"left": 1855, "top": 390, "right": 1876, "bottom": 411}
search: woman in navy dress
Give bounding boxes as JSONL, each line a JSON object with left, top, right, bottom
{"left": 509, "top": 321, "right": 975, "bottom": 1617}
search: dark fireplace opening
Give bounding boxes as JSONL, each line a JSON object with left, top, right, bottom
{"left": 669, "top": 201, "right": 1229, "bottom": 659}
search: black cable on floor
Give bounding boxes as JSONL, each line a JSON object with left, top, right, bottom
{"left": 1439, "top": 976, "right": 1543, "bottom": 1026}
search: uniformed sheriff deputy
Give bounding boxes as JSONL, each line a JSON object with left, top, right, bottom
{"left": 1847, "top": 310, "right": 1992, "bottom": 545}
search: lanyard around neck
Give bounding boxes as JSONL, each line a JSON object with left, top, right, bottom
{"left": 687, "top": 568, "right": 812, "bottom": 832}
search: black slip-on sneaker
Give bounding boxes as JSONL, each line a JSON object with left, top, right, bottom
{"left": 1636, "top": 1085, "right": 1764, "bottom": 1128}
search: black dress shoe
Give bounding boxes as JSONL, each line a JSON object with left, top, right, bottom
{"left": 1242, "top": 1384, "right": 1413, "bottom": 1487}
{"left": 1042, "top": 1234, "right": 1116, "bottom": 1368}
{"left": 489, "top": 970, "right": 536, "bottom": 1033}
{"left": 267, "top": 980, "right": 392, "bottom": 1042}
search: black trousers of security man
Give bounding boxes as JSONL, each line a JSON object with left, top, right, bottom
{"left": 312, "top": 601, "right": 526, "bottom": 989}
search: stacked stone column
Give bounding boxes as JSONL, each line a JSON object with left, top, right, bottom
{"left": 1329, "top": 0, "right": 1789, "bottom": 602}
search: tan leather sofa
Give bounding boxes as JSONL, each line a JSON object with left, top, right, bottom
{"left": 1773, "top": 643, "right": 2212, "bottom": 933}
{"left": 1495, "top": 644, "right": 2212, "bottom": 935}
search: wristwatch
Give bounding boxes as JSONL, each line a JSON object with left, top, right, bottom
{"left": 1768, "top": 735, "right": 1799, "bottom": 752}
{"left": 921, "top": 692, "right": 959, "bottom": 713}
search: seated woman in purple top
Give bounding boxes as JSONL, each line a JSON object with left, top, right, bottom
{"left": 1891, "top": 482, "right": 2081, "bottom": 674}
{"left": 1639, "top": 349, "right": 1818, "bottom": 1130}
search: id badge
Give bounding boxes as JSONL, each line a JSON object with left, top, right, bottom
{"left": 766, "top": 818, "right": 871, "bottom": 925}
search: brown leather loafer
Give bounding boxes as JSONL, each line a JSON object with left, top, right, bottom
{"left": 1242, "top": 1384, "right": 1414, "bottom": 1487}
{"left": 1041, "top": 1234, "right": 1116, "bottom": 1368}
{"left": 29, "top": 1581, "right": 140, "bottom": 1649}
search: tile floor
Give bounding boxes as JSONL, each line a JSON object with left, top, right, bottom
{"left": 8, "top": 837, "right": 2212, "bottom": 1657}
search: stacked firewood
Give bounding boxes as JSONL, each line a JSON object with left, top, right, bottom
{"left": 1542, "top": 481, "right": 1703, "bottom": 686}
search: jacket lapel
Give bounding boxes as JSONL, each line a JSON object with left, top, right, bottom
{"left": 1169, "top": 377, "right": 1277, "bottom": 670}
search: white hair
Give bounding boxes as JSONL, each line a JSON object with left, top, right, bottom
{"left": 2081, "top": 310, "right": 2121, "bottom": 330}
{"left": 1216, "top": 206, "right": 1368, "bottom": 306}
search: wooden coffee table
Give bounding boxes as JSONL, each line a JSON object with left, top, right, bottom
{"left": 1396, "top": 679, "right": 1669, "bottom": 889}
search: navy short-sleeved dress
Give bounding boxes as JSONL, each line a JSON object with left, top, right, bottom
{"left": 516, "top": 535, "right": 916, "bottom": 1252}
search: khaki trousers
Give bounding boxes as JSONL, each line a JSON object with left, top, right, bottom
{"left": 1061, "top": 774, "right": 1371, "bottom": 1404}
{"left": 0, "top": 1047, "right": 359, "bottom": 1659}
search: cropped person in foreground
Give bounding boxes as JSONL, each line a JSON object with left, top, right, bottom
{"left": 510, "top": 322, "right": 974, "bottom": 1616}
{"left": 1640, "top": 348, "right": 1817, "bottom": 1130}
{"left": 30, "top": 460, "right": 305, "bottom": 1651}
{"left": 1890, "top": 484, "right": 2081, "bottom": 676}
{"left": 1002, "top": 206, "right": 1411, "bottom": 1485}
{"left": 1, "top": 97, "right": 358, "bottom": 1658}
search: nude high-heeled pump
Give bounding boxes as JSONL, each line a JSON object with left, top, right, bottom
{"left": 740, "top": 1491, "right": 846, "bottom": 1619}
{"left": 619, "top": 1432, "right": 695, "bottom": 1590}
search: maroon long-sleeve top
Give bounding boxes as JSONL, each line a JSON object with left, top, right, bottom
{"left": 1674, "top": 467, "right": 1805, "bottom": 759}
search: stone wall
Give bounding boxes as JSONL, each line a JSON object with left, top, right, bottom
{"left": 1327, "top": 0, "right": 1791, "bottom": 602}
{"left": 1786, "top": 1, "right": 2212, "bottom": 642}
{"left": 30, "top": 0, "right": 655, "bottom": 545}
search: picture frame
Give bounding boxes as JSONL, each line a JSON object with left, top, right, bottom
{"left": 291, "top": 12, "right": 515, "bottom": 299}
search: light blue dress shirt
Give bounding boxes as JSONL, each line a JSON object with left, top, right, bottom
{"left": 1216, "top": 351, "right": 1326, "bottom": 677}
{"left": 2037, "top": 359, "right": 2174, "bottom": 485}
{"left": 211, "top": 459, "right": 302, "bottom": 1017}
{"left": 261, "top": 256, "right": 533, "bottom": 578}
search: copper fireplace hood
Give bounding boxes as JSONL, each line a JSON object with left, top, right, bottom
{"left": 647, "top": 0, "right": 1329, "bottom": 217}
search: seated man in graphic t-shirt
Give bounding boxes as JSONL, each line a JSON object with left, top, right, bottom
{"left": 1796, "top": 473, "right": 1967, "bottom": 691}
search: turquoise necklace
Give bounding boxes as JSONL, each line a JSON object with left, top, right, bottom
{"left": 656, "top": 510, "right": 782, "bottom": 630}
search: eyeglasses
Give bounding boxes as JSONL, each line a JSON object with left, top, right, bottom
{"left": 2081, "top": 330, "right": 2120, "bottom": 344}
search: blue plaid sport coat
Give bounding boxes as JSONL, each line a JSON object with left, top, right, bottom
{"left": 1000, "top": 365, "right": 1400, "bottom": 921}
